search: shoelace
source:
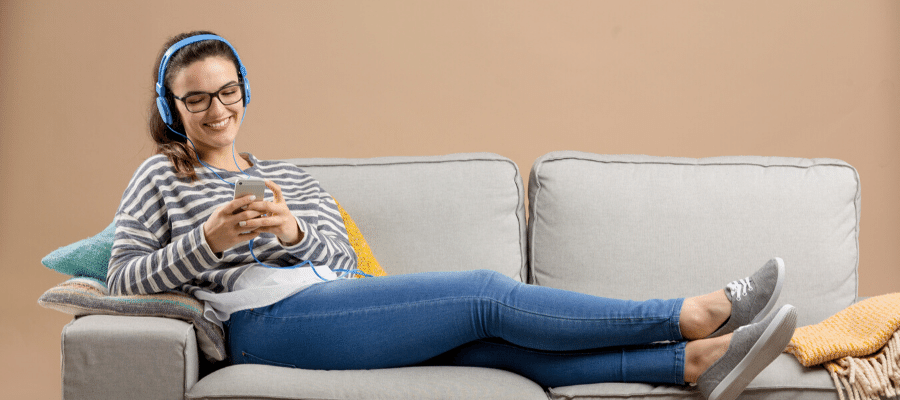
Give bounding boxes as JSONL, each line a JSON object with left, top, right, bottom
{"left": 726, "top": 277, "right": 754, "bottom": 301}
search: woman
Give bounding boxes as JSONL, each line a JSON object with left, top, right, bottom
{"left": 108, "top": 31, "right": 797, "bottom": 400}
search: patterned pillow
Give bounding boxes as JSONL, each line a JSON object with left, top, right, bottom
{"left": 38, "top": 277, "right": 226, "bottom": 361}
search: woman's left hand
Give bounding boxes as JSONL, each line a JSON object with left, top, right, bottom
{"left": 239, "top": 180, "right": 304, "bottom": 246}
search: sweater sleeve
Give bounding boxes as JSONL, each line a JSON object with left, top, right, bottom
{"left": 106, "top": 156, "right": 226, "bottom": 296}
{"left": 107, "top": 212, "right": 222, "bottom": 296}
{"left": 284, "top": 186, "right": 358, "bottom": 276}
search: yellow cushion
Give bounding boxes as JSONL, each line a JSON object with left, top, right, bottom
{"left": 334, "top": 199, "right": 386, "bottom": 277}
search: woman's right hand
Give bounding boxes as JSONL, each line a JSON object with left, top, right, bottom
{"left": 204, "top": 194, "right": 265, "bottom": 254}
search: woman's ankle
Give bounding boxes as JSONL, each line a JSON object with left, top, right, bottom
{"left": 684, "top": 335, "right": 731, "bottom": 383}
{"left": 680, "top": 291, "right": 732, "bottom": 340}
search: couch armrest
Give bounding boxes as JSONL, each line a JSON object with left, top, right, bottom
{"left": 61, "top": 315, "right": 199, "bottom": 400}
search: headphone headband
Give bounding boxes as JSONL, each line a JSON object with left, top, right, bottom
{"left": 156, "top": 34, "right": 251, "bottom": 127}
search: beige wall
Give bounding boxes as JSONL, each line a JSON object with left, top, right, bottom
{"left": 2, "top": 0, "right": 898, "bottom": 397}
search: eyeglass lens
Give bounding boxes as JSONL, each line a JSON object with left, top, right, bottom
{"left": 183, "top": 84, "right": 243, "bottom": 112}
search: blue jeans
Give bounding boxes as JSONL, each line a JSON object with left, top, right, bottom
{"left": 227, "top": 270, "right": 687, "bottom": 387}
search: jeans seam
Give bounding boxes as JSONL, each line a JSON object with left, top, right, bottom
{"left": 239, "top": 349, "right": 298, "bottom": 368}
{"left": 670, "top": 297, "right": 686, "bottom": 341}
{"left": 674, "top": 341, "right": 687, "bottom": 385}
{"left": 245, "top": 295, "right": 678, "bottom": 326}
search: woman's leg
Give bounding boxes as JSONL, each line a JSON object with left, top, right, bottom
{"left": 424, "top": 338, "right": 687, "bottom": 387}
{"left": 227, "top": 269, "right": 685, "bottom": 375}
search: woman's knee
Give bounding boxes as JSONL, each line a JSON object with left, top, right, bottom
{"left": 464, "top": 269, "right": 511, "bottom": 281}
{"left": 454, "top": 269, "right": 516, "bottom": 287}
{"left": 459, "top": 269, "right": 521, "bottom": 298}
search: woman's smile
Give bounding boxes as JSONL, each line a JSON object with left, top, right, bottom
{"left": 204, "top": 116, "right": 232, "bottom": 130}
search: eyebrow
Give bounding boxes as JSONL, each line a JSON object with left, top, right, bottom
{"left": 181, "top": 81, "right": 240, "bottom": 97}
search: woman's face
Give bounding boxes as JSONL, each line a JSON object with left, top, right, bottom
{"left": 169, "top": 56, "right": 245, "bottom": 156}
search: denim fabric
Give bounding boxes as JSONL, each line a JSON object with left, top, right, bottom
{"left": 429, "top": 338, "right": 686, "bottom": 387}
{"left": 227, "top": 270, "right": 686, "bottom": 387}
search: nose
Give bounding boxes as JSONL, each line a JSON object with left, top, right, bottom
{"left": 207, "top": 95, "right": 228, "bottom": 113}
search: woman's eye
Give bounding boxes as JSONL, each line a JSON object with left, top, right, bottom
{"left": 185, "top": 96, "right": 205, "bottom": 104}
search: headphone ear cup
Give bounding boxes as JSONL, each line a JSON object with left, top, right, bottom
{"left": 242, "top": 78, "right": 251, "bottom": 106}
{"left": 156, "top": 96, "right": 173, "bottom": 125}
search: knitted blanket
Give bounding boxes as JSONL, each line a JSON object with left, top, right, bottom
{"left": 785, "top": 293, "right": 900, "bottom": 400}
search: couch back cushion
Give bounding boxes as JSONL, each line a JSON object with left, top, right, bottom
{"left": 286, "top": 153, "right": 527, "bottom": 281}
{"left": 528, "top": 151, "right": 860, "bottom": 326}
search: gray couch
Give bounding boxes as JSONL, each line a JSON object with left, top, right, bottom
{"left": 61, "top": 151, "right": 864, "bottom": 400}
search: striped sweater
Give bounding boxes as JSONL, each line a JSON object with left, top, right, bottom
{"left": 107, "top": 153, "right": 358, "bottom": 309}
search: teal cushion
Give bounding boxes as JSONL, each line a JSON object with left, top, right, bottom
{"left": 41, "top": 222, "right": 114, "bottom": 281}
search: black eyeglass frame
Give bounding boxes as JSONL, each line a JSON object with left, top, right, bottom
{"left": 172, "top": 82, "right": 245, "bottom": 113}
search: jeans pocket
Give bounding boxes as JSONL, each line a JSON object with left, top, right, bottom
{"left": 239, "top": 350, "right": 297, "bottom": 369}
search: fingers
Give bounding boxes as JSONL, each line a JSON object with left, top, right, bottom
{"left": 221, "top": 181, "right": 299, "bottom": 246}
{"left": 265, "top": 180, "right": 285, "bottom": 204}
{"left": 205, "top": 201, "right": 262, "bottom": 254}
{"left": 236, "top": 212, "right": 286, "bottom": 231}
{"left": 242, "top": 198, "right": 295, "bottom": 222}
{"left": 225, "top": 194, "right": 261, "bottom": 215}
{"left": 237, "top": 198, "right": 300, "bottom": 244}
{"left": 233, "top": 209, "right": 264, "bottom": 222}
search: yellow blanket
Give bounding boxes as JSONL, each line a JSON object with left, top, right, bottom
{"left": 785, "top": 293, "right": 900, "bottom": 400}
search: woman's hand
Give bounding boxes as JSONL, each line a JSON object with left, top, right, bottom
{"left": 240, "top": 180, "right": 304, "bottom": 246}
{"left": 203, "top": 194, "right": 266, "bottom": 254}
{"left": 203, "top": 180, "right": 303, "bottom": 254}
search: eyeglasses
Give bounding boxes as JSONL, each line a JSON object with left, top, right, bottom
{"left": 173, "top": 83, "right": 244, "bottom": 113}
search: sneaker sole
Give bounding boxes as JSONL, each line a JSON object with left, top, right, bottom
{"left": 750, "top": 257, "right": 785, "bottom": 325}
{"left": 708, "top": 304, "right": 797, "bottom": 400}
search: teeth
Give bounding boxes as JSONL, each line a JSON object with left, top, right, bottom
{"left": 207, "top": 118, "right": 229, "bottom": 128}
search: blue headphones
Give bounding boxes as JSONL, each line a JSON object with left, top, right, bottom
{"left": 155, "top": 34, "right": 251, "bottom": 127}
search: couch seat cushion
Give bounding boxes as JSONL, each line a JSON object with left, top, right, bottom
{"left": 186, "top": 364, "right": 549, "bottom": 400}
{"left": 548, "top": 354, "right": 840, "bottom": 400}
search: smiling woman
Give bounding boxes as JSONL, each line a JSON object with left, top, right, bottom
{"left": 149, "top": 30, "right": 250, "bottom": 180}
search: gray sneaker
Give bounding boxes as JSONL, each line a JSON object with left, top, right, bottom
{"left": 708, "top": 257, "right": 785, "bottom": 338}
{"left": 697, "top": 304, "right": 798, "bottom": 400}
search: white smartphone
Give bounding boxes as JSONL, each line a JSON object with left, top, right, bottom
{"left": 233, "top": 178, "right": 266, "bottom": 201}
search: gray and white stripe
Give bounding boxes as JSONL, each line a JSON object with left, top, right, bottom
{"left": 107, "top": 153, "right": 358, "bottom": 297}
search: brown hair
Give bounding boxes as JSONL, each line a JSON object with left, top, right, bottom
{"left": 148, "top": 30, "right": 243, "bottom": 180}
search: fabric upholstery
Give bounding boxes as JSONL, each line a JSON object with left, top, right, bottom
{"left": 548, "top": 355, "right": 841, "bottom": 400}
{"left": 62, "top": 315, "right": 199, "bottom": 400}
{"left": 287, "top": 153, "right": 528, "bottom": 281}
{"left": 187, "top": 364, "right": 549, "bottom": 400}
{"left": 528, "top": 151, "right": 860, "bottom": 327}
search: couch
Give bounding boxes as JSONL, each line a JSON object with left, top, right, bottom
{"left": 58, "top": 151, "right": 865, "bottom": 399}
